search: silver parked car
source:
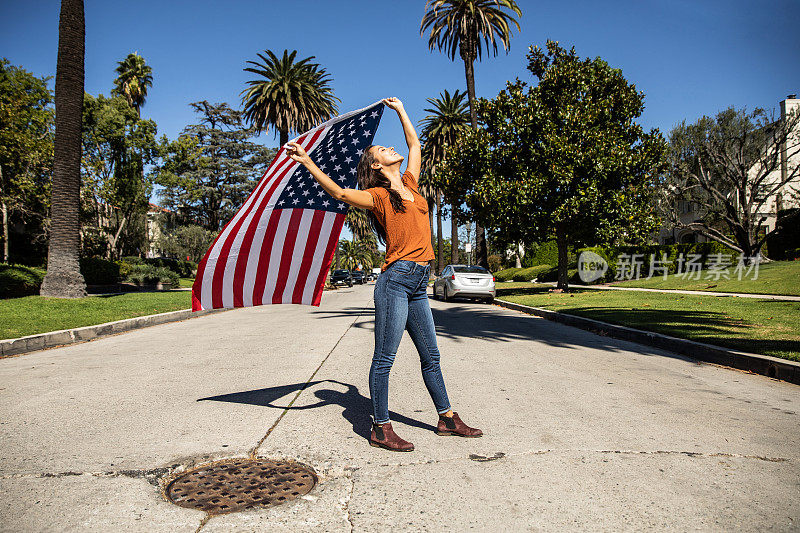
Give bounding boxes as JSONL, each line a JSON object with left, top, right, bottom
{"left": 432, "top": 264, "right": 495, "bottom": 303}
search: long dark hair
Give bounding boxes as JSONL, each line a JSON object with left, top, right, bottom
{"left": 356, "top": 144, "right": 406, "bottom": 245}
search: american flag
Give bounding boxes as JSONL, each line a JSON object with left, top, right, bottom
{"left": 192, "top": 101, "right": 384, "bottom": 311}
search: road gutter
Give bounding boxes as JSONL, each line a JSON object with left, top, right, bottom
{"left": 494, "top": 298, "right": 800, "bottom": 385}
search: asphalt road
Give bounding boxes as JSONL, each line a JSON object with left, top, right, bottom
{"left": 1, "top": 282, "right": 798, "bottom": 531}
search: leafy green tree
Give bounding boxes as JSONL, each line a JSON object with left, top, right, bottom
{"left": 155, "top": 101, "right": 275, "bottom": 231}
{"left": 155, "top": 224, "right": 217, "bottom": 263}
{"left": 419, "top": 89, "right": 471, "bottom": 271}
{"left": 111, "top": 52, "right": 153, "bottom": 118}
{"left": 241, "top": 49, "right": 339, "bottom": 146}
{"left": 442, "top": 41, "right": 667, "bottom": 289}
{"left": 41, "top": 0, "right": 87, "bottom": 298}
{"left": 660, "top": 106, "right": 800, "bottom": 258}
{"left": 81, "top": 93, "right": 158, "bottom": 259}
{"left": 0, "top": 59, "right": 54, "bottom": 264}
{"left": 421, "top": 0, "right": 522, "bottom": 269}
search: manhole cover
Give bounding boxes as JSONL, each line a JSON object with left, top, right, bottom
{"left": 165, "top": 458, "right": 317, "bottom": 515}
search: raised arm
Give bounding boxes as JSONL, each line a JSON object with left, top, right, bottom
{"left": 285, "top": 142, "right": 374, "bottom": 210}
{"left": 383, "top": 97, "right": 421, "bottom": 180}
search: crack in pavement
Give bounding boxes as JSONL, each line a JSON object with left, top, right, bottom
{"left": 247, "top": 298, "right": 370, "bottom": 459}
{"left": 343, "top": 467, "right": 358, "bottom": 533}
{"left": 1, "top": 447, "right": 789, "bottom": 484}
{"left": 0, "top": 466, "right": 174, "bottom": 487}
{"left": 349, "top": 447, "right": 791, "bottom": 469}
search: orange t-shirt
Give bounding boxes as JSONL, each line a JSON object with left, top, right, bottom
{"left": 365, "top": 170, "right": 435, "bottom": 271}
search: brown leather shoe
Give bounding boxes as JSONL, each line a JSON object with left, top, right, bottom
{"left": 436, "top": 412, "right": 483, "bottom": 437}
{"left": 370, "top": 422, "right": 414, "bottom": 452}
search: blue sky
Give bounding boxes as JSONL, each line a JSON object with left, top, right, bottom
{"left": 2, "top": 0, "right": 798, "bottom": 243}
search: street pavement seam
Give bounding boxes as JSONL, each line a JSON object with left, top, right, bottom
{"left": 247, "top": 298, "right": 371, "bottom": 460}
{"left": 0, "top": 447, "right": 788, "bottom": 482}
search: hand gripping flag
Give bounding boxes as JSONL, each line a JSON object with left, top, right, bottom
{"left": 191, "top": 101, "right": 385, "bottom": 311}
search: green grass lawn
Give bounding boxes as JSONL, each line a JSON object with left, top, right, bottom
{"left": 1, "top": 291, "right": 192, "bottom": 340}
{"left": 610, "top": 260, "right": 800, "bottom": 296}
{"left": 179, "top": 277, "right": 194, "bottom": 288}
{"left": 496, "top": 284, "right": 800, "bottom": 361}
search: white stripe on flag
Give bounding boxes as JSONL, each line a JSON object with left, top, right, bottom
{"left": 262, "top": 208, "right": 294, "bottom": 303}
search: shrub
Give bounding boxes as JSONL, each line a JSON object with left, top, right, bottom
{"left": 124, "top": 264, "right": 179, "bottom": 287}
{"left": 494, "top": 268, "right": 520, "bottom": 282}
{"left": 120, "top": 256, "right": 196, "bottom": 278}
{"left": 535, "top": 266, "right": 580, "bottom": 283}
{"left": 79, "top": 257, "right": 121, "bottom": 285}
{"left": 0, "top": 264, "right": 45, "bottom": 298}
{"left": 512, "top": 264, "right": 552, "bottom": 282}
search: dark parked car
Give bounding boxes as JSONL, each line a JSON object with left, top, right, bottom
{"left": 330, "top": 269, "right": 353, "bottom": 287}
{"left": 350, "top": 270, "right": 366, "bottom": 284}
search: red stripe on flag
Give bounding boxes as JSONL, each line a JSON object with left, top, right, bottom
{"left": 270, "top": 208, "right": 305, "bottom": 304}
{"left": 291, "top": 209, "right": 326, "bottom": 304}
{"left": 311, "top": 213, "right": 346, "bottom": 306}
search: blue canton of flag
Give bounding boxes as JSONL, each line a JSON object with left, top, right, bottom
{"left": 274, "top": 106, "right": 384, "bottom": 214}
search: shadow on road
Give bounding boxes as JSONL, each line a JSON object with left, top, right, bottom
{"left": 310, "top": 299, "right": 700, "bottom": 363}
{"left": 199, "top": 380, "right": 436, "bottom": 440}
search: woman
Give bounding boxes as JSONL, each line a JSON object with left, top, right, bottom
{"left": 286, "top": 97, "right": 481, "bottom": 452}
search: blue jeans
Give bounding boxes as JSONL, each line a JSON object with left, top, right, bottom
{"left": 370, "top": 259, "right": 451, "bottom": 424}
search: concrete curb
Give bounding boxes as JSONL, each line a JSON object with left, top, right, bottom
{"left": 0, "top": 308, "right": 229, "bottom": 358}
{"left": 494, "top": 298, "right": 800, "bottom": 386}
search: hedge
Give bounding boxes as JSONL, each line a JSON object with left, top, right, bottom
{"left": 79, "top": 257, "right": 122, "bottom": 285}
{"left": 121, "top": 256, "right": 196, "bottom": 278}
{"left": 0, "top": 264, "right": 46, "bottom": 298}
{"left": 124, "top": 263, "right": 180, "bottom": 286}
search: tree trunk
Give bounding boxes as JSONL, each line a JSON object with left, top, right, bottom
{"left": 1, "top": 165, "right": 8, "bottom": 263}
{"left": 2, "top": 197, "right": 8, "bottom": 264}
{"left": 280, "top": 128, "right": 289, "bottom": 147}
{"left": 450, "top": 207, "right": 459, "bottom": 265}
{"left": 556, "top": 227, "right": 569, "bottom": 290}
{"left": 462, "top": 55, "right": 488, "bottom": 269}
{"left": 515, "top": 242, "right": 523, "bottom": 268}
{"left": 428, "top": 196, "right": 436, "bottom": 272}
{"left": 436, "top": 192, "right": 443, "bottom": 274}
{"left": 41, "top": 0, "right": 87, "bottom": 298}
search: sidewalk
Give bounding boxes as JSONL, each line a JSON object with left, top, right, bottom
{"left": 1, "top": 284, "right": 798, "bottom": 531}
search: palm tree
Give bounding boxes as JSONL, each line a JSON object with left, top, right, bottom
{"left": 40, "top": 0, "right": 87, "bottom": 298}
{"left": 421, "top": 0, "right": 521, "bottom": 269}
{"left": 111, "top": 52, "right": 153, "bottom": 117}
{"left": 241, "top": 49, "right": 339, "bottom": 146}
{"left": 416, "top": 173, "right": 438, "bottom": 272}
{"left": 419, "top": 89, "right": 471, "bottom": 272}
{"left": 345, "top": 206, "right": 372, "bottom": 242}
{"left": 338, "top": 239, "right": 372, "bottom": 271}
